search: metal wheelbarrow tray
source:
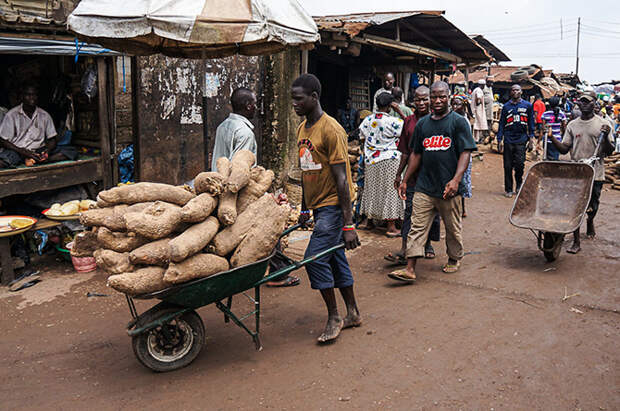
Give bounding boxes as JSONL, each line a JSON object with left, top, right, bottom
{"left": 510, "top": 161, "right": 595, "bottom": 234}
{"left": 122, "top": 223, "right": 343, "bottom": 372}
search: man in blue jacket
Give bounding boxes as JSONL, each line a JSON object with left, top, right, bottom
{"left": 497, "top": 84, "right": 535, "bottom": 197}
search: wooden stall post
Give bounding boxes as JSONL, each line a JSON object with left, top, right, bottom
{"left": 106, "top": 57, "right": 118, "bottom": 184}
{"left": 97, "top": 57, "right": 113, "bottom": 189}
{"left": 130, "top": 56, "right": 141, "bottom": 182}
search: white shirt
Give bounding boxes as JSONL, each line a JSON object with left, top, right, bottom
{"left": 211, "top": 112, "right": 256, "bottom": 171}
{"left": 0, "top": 104, "right": 57, "bottom": 150}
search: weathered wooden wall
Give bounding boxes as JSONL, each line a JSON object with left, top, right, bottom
{"left": 135, "top": 54, "right": 264, "bottom": 184}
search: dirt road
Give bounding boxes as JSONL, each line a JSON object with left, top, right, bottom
{"left": 1, "top": 152, "right": 619, "bottom": 410}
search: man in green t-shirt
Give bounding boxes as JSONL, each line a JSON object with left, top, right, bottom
{"left": 389, "top": 87, "right": 413, "bottom": 119}
{"left": 390, "top": 81, "right": 476, "bottom": 282}
{"left": 292, "top": 74, "right": 362, "bottom": 344}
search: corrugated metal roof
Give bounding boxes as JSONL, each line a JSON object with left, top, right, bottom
{"left": 0, "top": 0, "right": 71, "bottom": 28}
{"left": 313, "top": 11, "right": 489, "bottom": 64}
{"left": 469, "top": 35, "right": 510, "bottom": 62}
{"left": 448, "top": 65, "right": 544, "bottom": 84}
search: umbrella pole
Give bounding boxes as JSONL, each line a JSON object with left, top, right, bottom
{"left": 202, "top": 94, "right": 209, "bottom": 171}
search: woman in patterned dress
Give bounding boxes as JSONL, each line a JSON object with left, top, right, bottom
{"left": 451, "top": 96, "right": 473, "bottom": 217}
{"left": 359, "top": 92, "right": 404, "bottom": 237}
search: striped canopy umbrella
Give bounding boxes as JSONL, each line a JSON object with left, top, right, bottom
{"left": 68, "top": 0, "right": 319, "bottom": 58}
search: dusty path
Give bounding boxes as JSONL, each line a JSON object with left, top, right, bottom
{"left": 1, "top": 151, "right": 618, "bottom": 410}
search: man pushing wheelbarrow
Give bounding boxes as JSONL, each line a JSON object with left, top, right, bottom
{"left": 509, "top": 91, "right": 613, "bottom": 261}
{"left": 547, "top": 91, "right": 613, "bottom": 254}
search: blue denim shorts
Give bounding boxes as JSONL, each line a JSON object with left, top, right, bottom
{"left": 304, "top": 205, "right": 354, "bottom": 290}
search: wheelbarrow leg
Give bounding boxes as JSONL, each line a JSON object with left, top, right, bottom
{"left": 223, "top": 296, "right": 232, "bottom": 323}
{"left": 254, "top": 286, "right": 262, "bottom": 351}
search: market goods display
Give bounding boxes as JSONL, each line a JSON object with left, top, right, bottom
{"left": 83, "top": 151, "right": 287, "bottom": 296}
{"left": 44, "top": 199, "right": 96, "bottom": 217}
{"left": 98, "top": 182, "right": 195, "bottom": 206}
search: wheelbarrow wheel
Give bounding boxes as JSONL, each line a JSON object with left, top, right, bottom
{"left": 132, "top": 309, "right": 205, "bottom": 372}
{"left": 542, "top": 232, "right": 564, "bottom": 262}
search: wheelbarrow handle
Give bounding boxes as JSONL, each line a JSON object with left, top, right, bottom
{"left": 256, "top": 243, "right": 345, "bottom": 286}
{"left": 279, "top": 219, "right": 313, "bottom": 238}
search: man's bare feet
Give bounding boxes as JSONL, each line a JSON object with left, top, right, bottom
{"left": 566, "top": 242, "right": 581, "bottom": 254}
{"left": 317, "top": 316, "right": 344, "bottom": 343}
{"left": 342, "top": 312, "right": 362, "bottom": 329}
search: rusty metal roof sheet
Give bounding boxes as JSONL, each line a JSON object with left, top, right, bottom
{"left": 469, "top": 35, "right": 510, "bottom": 62}
{"left": 0, "top": 0, "right": 72, "bottom": 28}
{"left": 448, "top": 65, "right": 542, "bottom": 84}
{"left": 313, "top": 11, "right": 489, "bottom": 63}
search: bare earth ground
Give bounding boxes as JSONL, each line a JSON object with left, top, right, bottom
{"left": 1, "top": 151, "right": 619, "bottom": 410}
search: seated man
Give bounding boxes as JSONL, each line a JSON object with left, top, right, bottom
{"left": 0, "top": 85, "right": 77, "bottom": 168}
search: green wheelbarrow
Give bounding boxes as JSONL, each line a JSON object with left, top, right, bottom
{"left": 123, "top": 222, "right": 343, "bottom": 372}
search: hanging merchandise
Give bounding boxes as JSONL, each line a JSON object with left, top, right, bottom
{"left": 118, "top": 145, "right": 134, "bottom": 183}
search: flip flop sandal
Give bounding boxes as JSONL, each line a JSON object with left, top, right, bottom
{"left": 384, "top": 252, "right": 405, "bottom": 262}
{"left": 388, "top": 269, "right": 416, "bottom": 283}
{"left": 266, "top": 276, "right": 300, "bottom": 287}
{"left": 442, "top": 261, "right": 461, "bottom": 274}
{"left": 386, "top": 232, "right": 401, "bottom": 238}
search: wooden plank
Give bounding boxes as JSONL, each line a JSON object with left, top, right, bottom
{"left": 356, "top": 34, "right": 462, "bottom": 63}
{"left": 97, "top": 57, "right": 113, "bottom": 189}
{"left": 0, "top": 158, "right": 102, "bottom": 198}
{"left": 33, "top": 219, "right": 62, "bottom": 230}
{"left": 130, "top": 56, "right": 141, "bottom": 182}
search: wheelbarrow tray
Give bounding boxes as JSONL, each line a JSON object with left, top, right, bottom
{"left": 131, "top": 251, "right": 275, "bottom": 309}
{"left": 510, "top": 161, "right": 595, "bottom": 234}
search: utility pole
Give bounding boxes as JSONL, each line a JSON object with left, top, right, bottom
{"left": 575, "top": 17, "right": 581, "bottom": 75}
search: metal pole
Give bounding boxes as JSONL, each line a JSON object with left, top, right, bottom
{"left": 575, "top": 17, "right": 581, "bottom": 76}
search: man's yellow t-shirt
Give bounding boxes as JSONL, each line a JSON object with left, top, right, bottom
{"left": 297, "top": 113, "right": 354, "bottom": 210}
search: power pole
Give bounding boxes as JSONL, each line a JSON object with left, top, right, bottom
{"left": 575, "top": 17, "right": 581, "bottom": 75}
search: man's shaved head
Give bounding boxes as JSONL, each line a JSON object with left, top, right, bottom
{"left": 231, "top": 87, "right": 255, "bottom": 112}
{"left": 415, "top": 85, "right": 429, "bottom": 96}
{"left": 391, "top": 86, "right": 403, "bottom": 101}
{"left": 430, "top": 81, "right": 450, "bottom": 94}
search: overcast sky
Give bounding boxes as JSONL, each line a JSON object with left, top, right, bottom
{"left": 300, "top": 0, "right": 619, "bottom": 84}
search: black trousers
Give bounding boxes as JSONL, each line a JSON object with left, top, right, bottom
{"left": 503, "top": 142, "right": 526, "bottom": 193}
{"left": 587, "top": 181, "right": 603, "bottom": 220}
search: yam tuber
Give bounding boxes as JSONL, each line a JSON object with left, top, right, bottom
{"left": 129, "top": 238, "right": 171, "bottom": 266}
{"left": 216, "top": 157, "right": 232, "bottom": 178}
{"left": 163, "top": 253, "right": 229, "bottom": 284}
{"left": 217, "top": 190, "right": 238, "bottom": 226}
{"left": 97, "top": 227, "right": 147, "bottom": 252}
{"left": 168, "top": 216, "right": 220, "bottom": 262}
{"left": 210, "top": 194, "right": 278, "bottom": 256}
{"left": 70, "top": 231, "right": 99, "bottom": 257}
{"left": 194, "top": 171, "right": 226, "bottom": 196}
{"left": 237, "top": 167, "right": 275, "bottom": 213}
{"left": 226, "top": 150, "right": 256, "bottom": 193}
{"left": 107, "top": 267, "right": 168, "bottom": 295}
{"left": 98, "top": 182, "right": 195, "bottom": 206}
{"left": 230, "top": 204, "right": 289, "bottom": 268}
{"left": 180, "top": 193, "right": 218, "bottom": 223}
{"left": 93, "top": 249, "right": 134, "bottom": 274}
{"left": 123, "top": 201, "right": 182, "bottom": 239}
{"left": 80, "top": 207, "right": 116, "bottom": 227}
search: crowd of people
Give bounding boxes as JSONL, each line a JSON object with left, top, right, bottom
{"left": 210, "top": 72, "right": 616, "bottom": 344}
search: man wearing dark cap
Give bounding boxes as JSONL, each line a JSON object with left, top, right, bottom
{"left": 549, "top": 91, "right": 613, "bottom": 254}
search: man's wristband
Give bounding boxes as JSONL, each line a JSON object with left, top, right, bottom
{"left": 343, "top": 224, "right": 355, "bottom": 231}
{"left": 300, "top": 210, "right": 310, "bottom": 215}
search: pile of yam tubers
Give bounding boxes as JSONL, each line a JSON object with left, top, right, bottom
{"left": 73, "top": 150, "right": 290, "bottom": 296}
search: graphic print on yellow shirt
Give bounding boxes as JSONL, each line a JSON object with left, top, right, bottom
{"left": 296, "top": 114, "right": 354, "bottom": 210}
